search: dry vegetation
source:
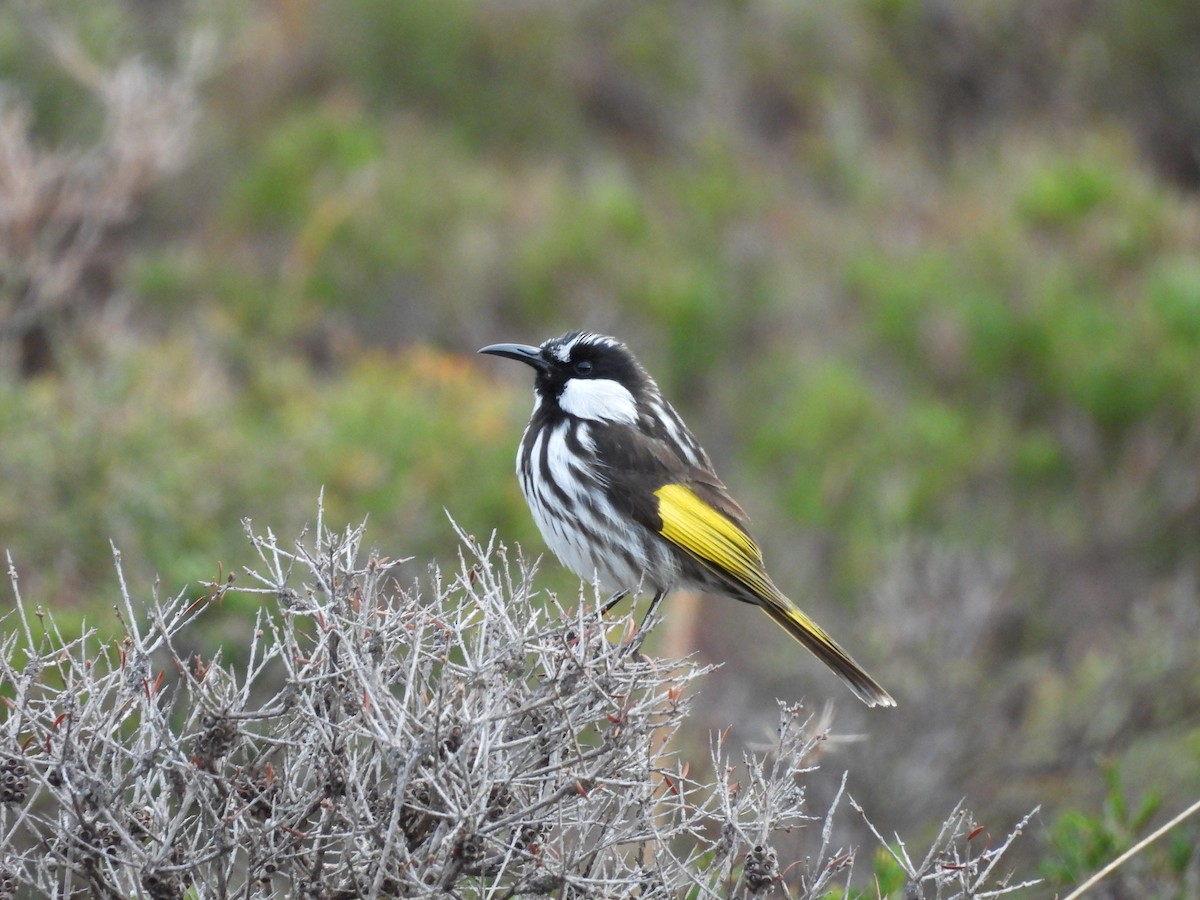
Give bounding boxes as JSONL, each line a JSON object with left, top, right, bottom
{"left": 1, "top": 512, "right": 1038, "bottom": 897}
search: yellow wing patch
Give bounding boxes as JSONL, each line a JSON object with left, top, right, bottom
{"left": 656, "top": 485, "right": 895, "bottom": 707}
{"left": 654, "top": 483, "right": 773, "bottom": 596}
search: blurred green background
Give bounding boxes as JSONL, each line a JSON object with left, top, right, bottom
{"left": 3, "top": 0, "right": 1200, "bottom": 890}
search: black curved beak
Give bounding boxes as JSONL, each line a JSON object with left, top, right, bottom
{"left": 478, "top": 342, "right": 548, "bottom": 372}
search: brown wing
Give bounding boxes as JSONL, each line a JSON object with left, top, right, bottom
{"left": 589, "top": 422, "right": 749, "bottom": 533}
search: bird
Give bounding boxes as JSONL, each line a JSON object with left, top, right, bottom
{"left": 479, "top": 331, "right": 895, "bottom": 708}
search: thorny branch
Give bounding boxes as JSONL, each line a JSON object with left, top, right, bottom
{"left": 0, "top": 507, "right": 1040, "bottom": 898}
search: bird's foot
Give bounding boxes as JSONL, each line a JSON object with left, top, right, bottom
{"left": 599, "top": 590, "right": 628, "bottom": 617}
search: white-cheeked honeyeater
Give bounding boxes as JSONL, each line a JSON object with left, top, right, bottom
{"left": 480, "top": 331, "right": 895, "bottom": 708}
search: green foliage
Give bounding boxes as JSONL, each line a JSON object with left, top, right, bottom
{"left": 748, "top": 361, "right": 881, "bottom": 528}
{"left": 1016, "top": 159, "right": 1121, "bottom": 229}
{"left": 222, "top": 114, "right": 516, "bottom": 339}
{"left": 746, "top": 352, "right": 1017, "bottom": 590}
{"left": 1148, "top": 259, "right": 1200, "bottom": 346}
{"left": 1046, "top": 767, "right": 1154, "bottom": 883}
{"left": 0, "top": 338, "right": 535, "bottom": 613}
{"left": 323, "top": 0, "right": 582, "bottom": 150}
{"left": 865, "top": 848, "right": 909, "bottom": 898}
{"left": 848, "top": 144, "right": 1200, "bottom": 450}
{"left": 231, "top": 107, "right": 384, "bottom": 229}
{"left": 1044, "top": 765, "right": 1199, "bottom": 895}
{"left": 512, "top": 165, "right": 652, "bottom": 323}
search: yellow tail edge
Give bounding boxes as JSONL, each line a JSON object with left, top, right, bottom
{"left": 758, "top": 590, "right": 896, "bottom": 709}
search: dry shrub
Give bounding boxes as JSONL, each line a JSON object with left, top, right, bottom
{"left": 0, "top": 10, "right": 209, "bottom": 375}
{"left": 0, "top": 507, "right": 1037, "bottom": 898}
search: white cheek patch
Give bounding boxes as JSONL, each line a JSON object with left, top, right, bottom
{"left": 558, "top": 378, "right": 638, "bottom": 424}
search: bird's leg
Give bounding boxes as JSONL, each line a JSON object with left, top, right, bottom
{"left": 624, "top": 590, "right": 667, "bottom": 655}
{"left": 569, "top": 591, "right": 629, "bottom": 647}
{"left": 639, "top": 590, "right": 666, "bottom": 630}
{"left": 600, "top": 591, "right": 628, "bottom": 616}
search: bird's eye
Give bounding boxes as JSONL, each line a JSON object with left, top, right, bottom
{"left": 574, "top": 360, "right": 593, "bottom": 375}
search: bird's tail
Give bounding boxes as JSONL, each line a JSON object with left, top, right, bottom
{"left": 756, "top": 586, "right": 896, "bottom": 708}
{"left": 650, "top": 482, "right": 894, "bottom": 706}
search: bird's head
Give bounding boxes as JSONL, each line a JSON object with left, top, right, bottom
{"left": 479, "top": 331, "right": 654, "bottom": 424}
